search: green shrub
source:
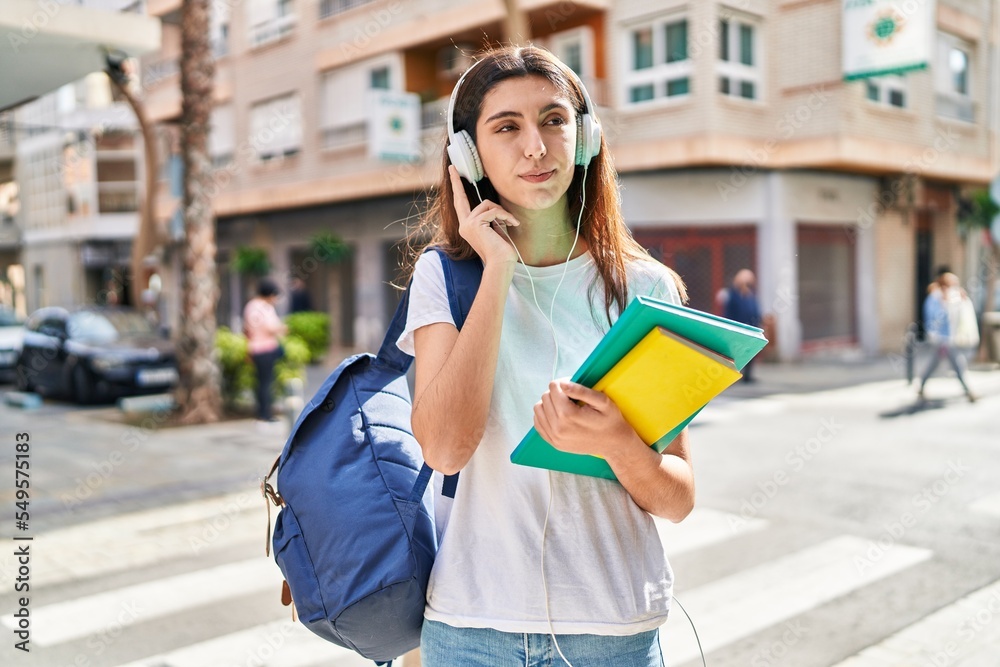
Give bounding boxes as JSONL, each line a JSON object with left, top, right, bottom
{"left": 215, "top": 326, "right": 255, "bottom": 408}
{"left": 215, "top": 327, "right": 309, "bottom": 410}
{"left": 275, "top": 335, "right": 309, "bottom": 394}
{"left": 284, "top": 311, "right": 330, "bottom": 363}
{"left": 309, "top": 232, "right": 351, "bottom": 265}
{"left": 232, "top": 247, "right": 271, "bottom": 276}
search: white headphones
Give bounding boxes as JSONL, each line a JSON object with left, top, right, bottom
{"left": 445, "top": 55, "right": 602, "bottom": 183}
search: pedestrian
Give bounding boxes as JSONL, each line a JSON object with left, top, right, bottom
{"left": 396, "top": 46, "right": 694, "bottom": 667}
{"left": 243, "top": 278, "right": 287, "bottom": 422}
{"left": 719, "top": 268, "right": 761, "bottom": 382}
{"left": 917, "top": 270, "right": 978, "bottom": 402}
{"left": 289, "top": 277, "right": 312, "bottom": 314}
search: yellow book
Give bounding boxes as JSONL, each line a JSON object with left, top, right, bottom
{"left": 592, "top": 326, "right": 742, "bottom": 446}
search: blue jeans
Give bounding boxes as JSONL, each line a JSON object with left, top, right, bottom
{"left": 420, "top": 620, "right": 665, "bottom": 667}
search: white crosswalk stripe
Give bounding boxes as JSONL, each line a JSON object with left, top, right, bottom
{"left": 969, "top": 492, "right": 1000, "bottom": 518}
{"left": 2, "top": 557, "right": 279, "bottom": 646}
{"left": 111, "top": 620, "right": 372, "bottom": 667}
{"left": 659, "top": 536, "right": 932, "bottom": 664}
{"left": 831, "top": 579, "right": 1000, "bottom": 667}
{"left": 1, "top": 495, "right": 947, "bottom": 667}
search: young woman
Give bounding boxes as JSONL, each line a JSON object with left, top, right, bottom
{"left": 918, "top": 270, "right": 977, "bottom": 402}
{"left": 396, "top": 46, "right": 695, "bottom": 666}
{"left": 243, "top": 278, "right": 287, "bottom": 421}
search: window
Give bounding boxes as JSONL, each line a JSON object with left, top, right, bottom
{"left": 543, "top": 26, "right": 597, "bottom": 103}
{"left": 370, "top": 67, "right": 390, "bottom": 90}
{"left": 718, "top": 14, "right": 761, "bottom": 100}
{"left": 248, "top": 0, "right": 297, "bottom": 48}
{"left": 864, "top": 76, "right": 906, "bottom": 108}
{"left": 209, "top": 104, "right": 235, "bottom": 168}
{"left": 548, "top": 27, "right": 594, "bottom": 78}
{"left": 948, "top": 46, "right": 968, "bottom": 95}
{"left": 250, "top": 94, "right": 302, "bottom": 161}
{"left": 623, "top": 15, "right": 691, "bottom": 105}
{"left": 935, "top": 32, "right": 974, "bottom": 122}
{"left": 319, "top": 0, "right": 374, "bottom": 19}
{"left": 319, "top": 56, "right": 400, "bottom": 149}
{"left": 211, "top": 2, "right": 231, "bottom": 58}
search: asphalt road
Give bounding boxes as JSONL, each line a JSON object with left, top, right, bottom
{"left": 0, "top": 362, "right": 997, "bottom": 667}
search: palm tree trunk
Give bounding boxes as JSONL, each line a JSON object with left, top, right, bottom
{"left": 175, "top": 0, "right": 221, "bottom": 424}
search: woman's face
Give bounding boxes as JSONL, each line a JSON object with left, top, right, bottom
{"left": 474, "top": 75, "right": 578, "bottom": 213}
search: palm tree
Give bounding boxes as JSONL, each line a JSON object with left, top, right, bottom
{"left": 175, "top": 0, "right": 222, "bottom": 424}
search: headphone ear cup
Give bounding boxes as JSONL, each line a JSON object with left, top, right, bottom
{"left": 447, "top": 130, "right": 484, "bottom": 183}
{"left": 576, "top": 113, "right": 601, "bottom": 166}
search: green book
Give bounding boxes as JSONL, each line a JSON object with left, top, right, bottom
{"left": 509, "top": 295, "right": 769, "bottom": 480}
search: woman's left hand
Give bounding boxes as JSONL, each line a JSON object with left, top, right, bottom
{"left": 533, "top": 380, "right": 634, "bottom": 458}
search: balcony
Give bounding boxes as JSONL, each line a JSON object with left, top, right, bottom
{"left": 935, "top": 93, "right": 975, "bottom": 123}
{"left": 97, "top": 182, "right": 139, "bottom": 214}
{"left": 322, "top": 123, "right": 366, "bottom": 151}
{"left": 319, "top": 0, "right": 377, "bottom": 20}
{"left": 142, "top": 56, "right": 180, "bottom": 90}
{"left": 249, "top": 14, "right": 297, "bottom": 49}
{"left": 421, "top": 98, "right": 449, "bottom": 129}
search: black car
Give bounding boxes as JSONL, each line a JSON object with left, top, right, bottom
{"left": 17, "top": 306, "right": 179, "bottom": 404}
{"left": 0, "top": 305, "right": 25, "bottom": 383}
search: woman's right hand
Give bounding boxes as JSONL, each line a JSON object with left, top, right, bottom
{"left": 449, "top": 165, "right": 519, "bottom": 267}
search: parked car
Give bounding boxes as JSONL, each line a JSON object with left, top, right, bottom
{"left": 17, "top": 306, "right": 178, "bottom": 404}
{"left": 0, "top": 305, "right": 25, "bottom": 383}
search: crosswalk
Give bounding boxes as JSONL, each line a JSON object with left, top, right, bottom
{"left": 3, "top": 486, "right": 993, "bottom": 667}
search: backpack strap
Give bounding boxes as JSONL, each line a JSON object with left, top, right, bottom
{"left": 429, "top": 248, "right": 483, "bottom": 499}
{"left": 374, "top": 247, "right": 483, "bottom": 371}
{"left": 373, "top": 247, "right": 483, "bottom": 500}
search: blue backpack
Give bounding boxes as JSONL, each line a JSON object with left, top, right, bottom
{"left": 261, "top": 248, "right": 481, "bottom": 665}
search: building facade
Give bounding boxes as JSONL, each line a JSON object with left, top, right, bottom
{"left": 141, "top": 0, "right": 1000, "bottom": 359}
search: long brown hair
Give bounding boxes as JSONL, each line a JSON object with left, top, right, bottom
{"left": 404, "top": 45, "right": 686, "bottom": 322}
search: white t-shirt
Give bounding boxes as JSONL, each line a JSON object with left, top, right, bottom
{"left": 397, "top": 249, "right": 683, "bottom": 636}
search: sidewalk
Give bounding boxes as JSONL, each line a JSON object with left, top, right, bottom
{"left": 299, "top": 352, "right": 1000, "bottom": 405}
{"left": 7, "top": 352, "right": 995, "bottom": 534}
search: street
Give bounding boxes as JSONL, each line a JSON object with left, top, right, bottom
{"left": 0, "top": 361, "right": 998, "bottom": 667}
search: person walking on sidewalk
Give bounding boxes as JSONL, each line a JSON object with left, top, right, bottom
{"left": 397, "top": 46, "right": 694, "bottom": 667}
{"left": 918, "top": 270, "right": 978, "bottom": 402}
{"left": 244, "top": 278, "right": 287, "bottom": 421}
{"left": 718, "top": 268, "right": 761, "bottom": 382}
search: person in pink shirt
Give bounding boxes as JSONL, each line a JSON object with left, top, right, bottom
{"left": 243, "top": 278, "right": 288, "bottom": 421}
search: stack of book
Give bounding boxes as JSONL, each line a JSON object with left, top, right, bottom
{"left": 510, "top": 295, "right": 769, "bottom": 480}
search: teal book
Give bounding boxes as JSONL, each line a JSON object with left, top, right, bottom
{"left": 509, "top": 296, "right": 769, "bottom": 480}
